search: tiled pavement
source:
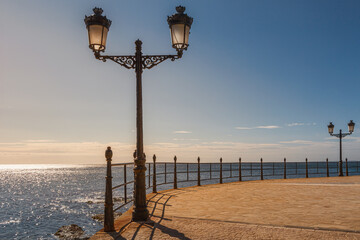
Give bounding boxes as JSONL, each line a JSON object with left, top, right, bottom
{"left": 90, "top": 176, "right": 360, "bottom": 239}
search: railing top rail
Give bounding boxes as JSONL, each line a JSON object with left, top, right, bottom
{"left": 111, "top": 162, "right": 134, "bottom": 166}
{"left": 111, "top": 160, "right": 360, "bottom": 167}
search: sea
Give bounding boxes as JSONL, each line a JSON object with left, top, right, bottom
{"left": 0, "top": 165, "right": 110, "bottom": 239}
{"left": 0, "top": 162, "right": 359, "bottom": 239}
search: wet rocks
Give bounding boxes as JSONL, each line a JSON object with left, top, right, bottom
{"left": 91, "top": 212, "right": 122, "bottom": 222}
{"left": 54, "top": 224, "right": 89, "bottom": 240}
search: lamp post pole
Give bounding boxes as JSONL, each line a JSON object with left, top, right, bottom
{"left": 328, "top": 121, "right": 355, "bottom": 177}
{"left": 133, "top": 39, "right": 147, "bottom": 221}
{"left": 84, "top": 6, "right": 193, "bottom": 222}
{"left": 339, "top": 129, "right": 342, "bottom": 176}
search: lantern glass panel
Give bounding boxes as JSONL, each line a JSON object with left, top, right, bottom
{"left": 328, "top": 125, "right": 334, "bottom": 134}
{"left": 348, "top": 122, "right": 355, "bottom": 133}
{"left": 171, "top": 24, "right": 190, "bottom": 50}
{"left": 88, "top": 25, "right": 108, "bottom": 51}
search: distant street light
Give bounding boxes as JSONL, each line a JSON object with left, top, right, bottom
{"left": 327, "top": 120, "right": 355, "bottom": 176}
{"left": 84, "top": 6, "right": 193, "bottom": 224}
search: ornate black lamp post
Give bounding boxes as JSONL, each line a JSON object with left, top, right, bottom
{"left": 84, "top": 6, "right": 193, "bottom": 222}
{"left": 328, "top": 120, "right": 355, "bottom": 176}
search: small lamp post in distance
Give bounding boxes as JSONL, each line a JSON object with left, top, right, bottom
{"left": 84, "top": 6, "right": 193, "bottom": 223}
{"left": 327, "top": 120, "right": 355, "bottom": 176}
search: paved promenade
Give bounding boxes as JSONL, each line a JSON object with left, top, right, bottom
{"left": 90, "top": 176, "right": 360, "bottom": 239}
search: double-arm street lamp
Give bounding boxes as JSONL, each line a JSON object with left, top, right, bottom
{"left": 327, "top": 120, "right": 355, "bottom": 176}
{"left": 84, "top": 6, "right": 193, "bottom": 222}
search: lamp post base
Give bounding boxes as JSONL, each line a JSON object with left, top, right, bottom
{"left": 132, "top": 208, "right": 149, "bottom": 222}
{"left": 339, "top": 161, "right": 344, "bottom": 177}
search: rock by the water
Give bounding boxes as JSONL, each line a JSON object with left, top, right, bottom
{"left": 92, "top": 214, "right": 104, "bottom": 222}
{"left": 113, "top": 197, "right": 123, "bottom": 203}
{"left": 92, "top": 212, "right": 122, "bottom": 222}
{"left": 55, "top": 224, "right": 88, "bottom": 240}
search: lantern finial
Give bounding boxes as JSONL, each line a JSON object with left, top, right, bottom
{"left": 93, "top": 7, "right": 103, "bottom": 15}
{"left": 176, "top": 6, "right": 185, "bottom": 14}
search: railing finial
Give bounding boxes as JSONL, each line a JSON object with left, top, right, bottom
{"left": 152, "top": 154, "right": 157, "bottom": 193}
{"left": 174, "top": 156, "right": 178, "bottom": 189}
{"left": 104, "top": 146, "right": 114, "bottom": 232}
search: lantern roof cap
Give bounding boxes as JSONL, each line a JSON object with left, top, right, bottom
{"left": 167, "top": 6, "right": 193, "bottom": 27}
{"left": 84, "top": 7, "right": 112, "bottom": 29}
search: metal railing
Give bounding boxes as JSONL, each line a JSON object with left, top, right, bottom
{"left": 104, "top": 151, "right": 360, "bottom": 231}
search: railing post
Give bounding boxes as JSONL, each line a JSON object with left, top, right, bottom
{"left": 272, "top": 162, "right": 275, "bottom": 175}
{"left": 152, "top": 154, "right": 157, "bottom": 193}
{"left": 148, "top": 163, "right": 151, "bottom": 188}
{"left": 326, "top": 158, "right": 329, "bottom": 177}
{"left": 260, "top": 158, "right": 263, "bottom": 180}
{"left": 220, "top": 157, "right": 223, "bottom": 184}
{"left": 210, "top": 163, "right": 212, "bottom": 179}
{"left": 186, "top": 163, "right": 189, "bottom": 181}
{"left": 239, "top": 158, "right": 242, "bottom": 182}
{"left": 284, "top": 158, "right": 286, "bottom": 179}
{"left": 346, "top": 158, "right": 348, "bottom": 176}
{"left": 197, "top": 157, "right": 201, "bottom": 186}
{"left": 305, "top": 158, "right": 308, "bottom": 178}
{"left": 174, "top": 156, "right": 177, "bottom": 189}
{"left": 250, "top": 162, "right": 252, "bottom": 176}
{"left": 124, "top": 164, "right": 127, "bottom": 203}
{"left": 165, "top": 162, "right": 167, "bottom": 183}
{"left": 230, "top": 163, "right": 233, "bottom": 178}
{"left": 104, "top": 147, "right": 114, "bottom": 232}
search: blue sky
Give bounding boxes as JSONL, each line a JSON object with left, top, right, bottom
{"left": 1, "top": 0, "right": 359, "bottom": 164}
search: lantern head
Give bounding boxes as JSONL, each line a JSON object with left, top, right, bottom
{"left": 348, "top": 120, "right": 355, "bottom": 133}
{"left": 328, "top": 122, "right": 334, "bottom": 134}
{"left": 84, "top": 7, "right": 112, "bottom": 52}
{"left": 167, "top": 6, "right": 193, "bottom": 53}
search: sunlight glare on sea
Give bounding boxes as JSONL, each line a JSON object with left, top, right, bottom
{"left": 0, "top": 164, "right": 103, "bottom": 170}
{"left": 0, "top": 164, "right": 111, "bottom": 239}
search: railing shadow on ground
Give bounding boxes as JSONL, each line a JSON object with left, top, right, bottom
{"left": 114, "top": 190, "right": 191, "bottom": 240}
{"left": 102, "top": 153, "right": 360, "bottom": 235}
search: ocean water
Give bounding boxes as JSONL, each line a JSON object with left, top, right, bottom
{"left": 0, "top": 165, "right": 112, "bottom": 239}
{"left": 1, "top": 162, "right": 359, "bottom": 239}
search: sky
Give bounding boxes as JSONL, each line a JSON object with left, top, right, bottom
{"left": 1, "top": 0, "right": 359, "bottom": 164}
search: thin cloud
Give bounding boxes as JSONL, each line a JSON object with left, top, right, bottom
{"left": 287, "top": 122, "right": 317, "bottom": 127}
{"left": 280, "top": 140, "right": 314, "bottom": 144}
{"left": 173, "top": 138, "right": 199, "bottom": 141}
{"left": 173, "top": 131, "right": 192, "bottom": 134}
{"left": 23, "top": 139, "right": 56, "bottom": 143}
{"left": 1, "top": 139, "right": 360, "bottom": 164}
{"left": 235, "top": 125, "right": 281, "bottom": 130}
{"left": 287, "top": 123, "right": 305, "bottom": 127}
{"left": 256, "top": 126, "right": 281, "bottom": 129}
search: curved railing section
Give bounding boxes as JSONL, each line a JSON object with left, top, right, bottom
{"left": 103, "top": 149, "right": 360, "bottom": 231}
